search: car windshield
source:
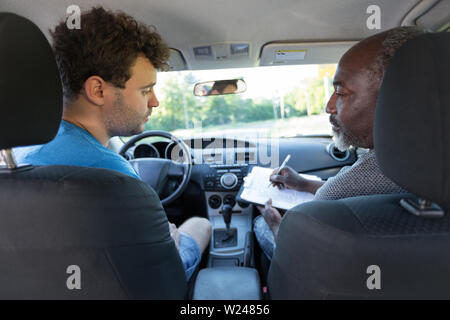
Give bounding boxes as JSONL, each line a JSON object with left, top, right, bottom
{"left": 149, "top": 63, "right": 336, "bottom": 139}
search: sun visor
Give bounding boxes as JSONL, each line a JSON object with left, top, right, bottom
{"left": 406, "top": 0, "right": 449, "bottom": 32}
{"left": 259, "top": 41, "right": 355, "bottom": 66}
{"left": 167, "top": 48, "right": 187, "bottom": 71}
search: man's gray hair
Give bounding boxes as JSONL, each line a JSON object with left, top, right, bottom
{"left": 369, "top": 26, "right": 426, "bottom": 83}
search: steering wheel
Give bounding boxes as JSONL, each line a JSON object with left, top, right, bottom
{"left": 119, "top": 130, "right": 192, "bottom": 206}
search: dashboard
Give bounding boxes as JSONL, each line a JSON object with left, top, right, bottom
{"left": 121, "top": 135, "right": 357, "bottom": 267}
{"left": 124, "top": 136, "right": 356, "bottom": 196}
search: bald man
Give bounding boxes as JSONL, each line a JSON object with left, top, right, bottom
{"left": 255, "top": 27, "right": 425, "bottom": 260}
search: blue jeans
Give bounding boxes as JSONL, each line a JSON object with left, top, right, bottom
{"left": 178, "top": 232, "right": 202, "bottom": 280}
{"left": 253, "top": 215, "right": 276, "bottom": 261}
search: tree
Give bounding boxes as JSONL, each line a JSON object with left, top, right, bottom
{"left": 146, "top": 64, "right": 336, "bottom": 132}
{"left": 146, "top": 72, "right": 198, "bottom": 131}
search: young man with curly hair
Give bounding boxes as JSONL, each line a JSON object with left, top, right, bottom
{"left": 15, "top": 6, "right": 211, "bottom": 281}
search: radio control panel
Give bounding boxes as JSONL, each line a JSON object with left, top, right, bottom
{"left": 203, "top": 164, "right": 249, "bottom": 192}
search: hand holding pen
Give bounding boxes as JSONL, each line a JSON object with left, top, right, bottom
{"left": 268, "top": 154, "right": 291, "bottom": 188}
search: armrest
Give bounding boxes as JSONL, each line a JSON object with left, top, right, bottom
{"left": 193, "top": 267, "right": 262, "bottom": 300}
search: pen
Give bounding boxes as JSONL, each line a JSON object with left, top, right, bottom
{"left": 268, "top": 154, "right": 291, "bottom": 187}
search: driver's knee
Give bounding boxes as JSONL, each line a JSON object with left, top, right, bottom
{"left": 179, "top": 217, "right": 211, "bottom": 254}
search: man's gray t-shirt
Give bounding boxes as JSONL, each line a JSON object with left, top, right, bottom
{"left": 314, "top": 149, "right": 407, "bottom": 200}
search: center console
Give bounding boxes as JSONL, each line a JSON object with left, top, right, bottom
{"left": 203, "top": 164, "right": 255, "bottom": 268}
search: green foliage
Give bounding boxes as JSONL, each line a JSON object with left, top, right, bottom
{"left": 284, "top": 77, "right": 331, "bottom": 117}
{"left": 147, "top": 71, "right": 331, "bottom": 132}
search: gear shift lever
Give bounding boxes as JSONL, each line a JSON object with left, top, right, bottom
{"left": 221, "top": 204, "right": 233, "bottom": 235}
{"left": 213, "top": 204, "right": 237, "bottom": 248}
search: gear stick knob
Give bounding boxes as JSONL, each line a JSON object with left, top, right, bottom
{"left": 221, "top": 204, "right": 233, "bottom": 231}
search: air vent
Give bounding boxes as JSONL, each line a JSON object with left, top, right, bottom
{"left": 327, "top": 143, "right": 350, "bottom": 162}
{"left": 223, "top": 194, "right": 236, "bottom": 207}
{"left": 208, "top": 195, "right": 222, "bottom": 209}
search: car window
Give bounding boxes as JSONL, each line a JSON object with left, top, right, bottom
{"left": 149, "top": 63, "right": 336, "bottom": 139}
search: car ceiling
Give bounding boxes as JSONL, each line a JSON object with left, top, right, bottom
{"left": 1, "top": 0, "right": 447, "bottom": 70}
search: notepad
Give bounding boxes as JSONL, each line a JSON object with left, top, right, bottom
{"left": 238, "top": 166, "right": 321, "bottom": 210}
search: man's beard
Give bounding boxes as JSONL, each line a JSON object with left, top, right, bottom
{"left": 330, "top": 115, "right": 362, "bottom": 151}
{"left": 333, "top": 129, "right": 354, "bottom": 151}
{"left": 104, "top": 90, "right": 149, "bottom": 137}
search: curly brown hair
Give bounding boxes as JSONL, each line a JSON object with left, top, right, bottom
{"left": 50, "top": 6, "right": 170, "bottom": 102}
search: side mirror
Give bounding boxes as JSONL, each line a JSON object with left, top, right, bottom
{"left": 193, "top": 79, "right": 246, "bottom": 96}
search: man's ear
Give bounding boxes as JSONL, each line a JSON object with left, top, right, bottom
{"left": 82, "top": 76, "right": 107, "bottom": 106}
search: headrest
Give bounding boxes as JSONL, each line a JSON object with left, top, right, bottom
{"left": 0, "top": 13, "right": 62, "bottom": 150}
{"left": 375, "top": 32, "right": 450, "bottom": 204}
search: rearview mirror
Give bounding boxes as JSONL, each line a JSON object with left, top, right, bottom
{"left": 193, "top": 79, "right": 246, "bottom": 96}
